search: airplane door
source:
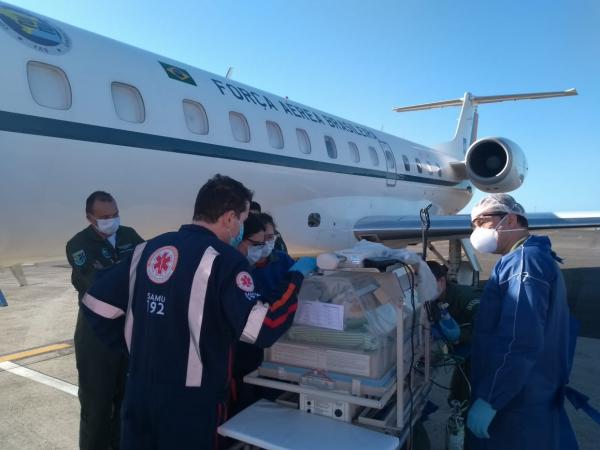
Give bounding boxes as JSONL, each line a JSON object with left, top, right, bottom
{"left": 379, "top": 141, "right": 397, "bottom": 186}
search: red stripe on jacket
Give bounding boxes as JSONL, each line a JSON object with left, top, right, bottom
{"left": 269, "top": 283, "right": 296, "bottom": 313}
{"left": 264, "top": 303, "right": 298, "bottom": 329}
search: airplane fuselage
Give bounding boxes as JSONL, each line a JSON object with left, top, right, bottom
{"left": 0, "top": 2, "right": 471, "bottom": 266}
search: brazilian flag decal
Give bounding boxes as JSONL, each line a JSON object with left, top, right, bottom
{"left": 159, "top": 62, "right": 196, "bottom": 86}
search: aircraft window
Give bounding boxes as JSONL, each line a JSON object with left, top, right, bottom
{"left": 111, "top": 82, "right": 145, "bottom": 123}
{"left": 415, "top": 158, "right": 423, "bottom": 173}
{"left": 229, "top": 111, "right": 251, "bottom": 143}
{"left": 324, "top": 136, "right": 338, "bottom": 159}
{"left": 27, "top": 61, "right": 72, "bottom": 110}
{"left": 308, "top": 213, "right": 321, "bottom": 227}
{"left": 435, "top": 163, "right": 442, "bottom": 177}
{"left": 368, "top": 146, "right": 379, "bottom": 166}
{"left": 402, "top": 155, "right": 410, "bottom": 171}
{"left": 183, "top": 100, "right": 209, "bottom": 135}
{"left": 266, "top": 121, "right": 284, "bottom": 149}
{"left": 426, "top": 160, "right": 434, "bottom": 175}
{"left": 348, "top": 142, "right": 360, "bottom": 163}
{"left": 296, "top": 128, "right": 311, "bottom": 154}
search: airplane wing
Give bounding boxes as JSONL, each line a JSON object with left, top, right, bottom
{"left": 354, "top": 212, "right": 600, "bottom": 244}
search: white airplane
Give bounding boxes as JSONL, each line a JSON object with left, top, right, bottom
{"left": 1, "top": 1, "right": 598, "bottom": 283}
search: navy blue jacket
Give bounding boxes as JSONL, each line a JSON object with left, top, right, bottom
{"left": 253, "top": 250, "right": 295, "bottom": 303}
{"left": 81, "top": 224, "right": 303, "bottom": 449}
{"left": 233, "top": 250, "right": 296, "bottom": 379}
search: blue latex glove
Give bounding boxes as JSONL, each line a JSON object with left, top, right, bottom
{"left": 439, "top": 316, "right": 460, "bottom": 342}
{"left": 467, "top": 398, "right": 496, "bottom": 439}
{"left": 289, "top": 257, "right": 317, "bottom": 276}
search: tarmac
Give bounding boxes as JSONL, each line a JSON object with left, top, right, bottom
{"left": 0, "top": 229, "right": 598, "bottom": 449}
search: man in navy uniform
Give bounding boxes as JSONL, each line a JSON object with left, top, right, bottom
{"left": 80, "top": 174, "right": 315, "bottom": 449}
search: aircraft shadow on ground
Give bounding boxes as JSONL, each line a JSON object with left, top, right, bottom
{"left": 562, "top": 267, "right": 600, "bottom": 339}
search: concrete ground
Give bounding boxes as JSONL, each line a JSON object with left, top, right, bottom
{"left": 0, "top": 229, "right": 598, "bottom": 449}
{"left": 423, "top": 337, "right": 600, "bottom": 450}
{"left": 0, "top": 262, "right": 79, "bottom": 450}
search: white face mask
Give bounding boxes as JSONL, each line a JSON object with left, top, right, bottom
{"left": 262, "top": 239, "right": 276, "bottom": 258}
{"left": 95, "top": 217, "right": 120, "bottom": 236}
{"left": 470, "top": 226, "right": 499, "bottom": 253}
{"left": 470, "top": 215, "right": 526, "bottom": 253}
{"left": 247, "top": 245, "right": 264, "bottom": 265}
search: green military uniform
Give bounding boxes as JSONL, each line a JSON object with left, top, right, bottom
{"left": 443, "top": 282, "right": 482, "bottom": 407}
{"left": 405, "top": 283, "right": 482, "bottom": 450}
{"left": 66, "top": 225, "right": 143, "bottom": 450}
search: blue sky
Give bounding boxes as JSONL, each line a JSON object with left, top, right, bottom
{"left": 8, "top": 0, "right": 600, "bottom": 212}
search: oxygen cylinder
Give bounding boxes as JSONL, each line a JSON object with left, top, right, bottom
{"left": 445, "top": 401, "right": 465, "bottom": 450}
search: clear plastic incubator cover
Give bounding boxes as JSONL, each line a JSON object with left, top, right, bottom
{"left": 292, "top": 270, "right": 414, "bottom": 341}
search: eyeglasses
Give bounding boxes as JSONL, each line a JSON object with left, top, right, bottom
{"left": 246, "top": 238, "right": 266, "bottom": 246}
{"left": 472, "top": 214, "right": 506, "bottom": 228}
{"left": 264, "top": 233, "right": 280, "bottom": 241}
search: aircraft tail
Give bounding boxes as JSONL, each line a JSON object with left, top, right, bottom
{"left": 393, "top": 89, "right": 577, "bottom": 159}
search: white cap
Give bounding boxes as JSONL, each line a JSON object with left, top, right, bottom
{"left": 471, "top": 194, "right": 526, "bottom": 222}
{"left": 316, "top": 253, "right": 343, "bottom": 270}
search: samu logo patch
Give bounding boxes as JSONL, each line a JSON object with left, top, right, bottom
{"left": 146, "top": 246, "right": 178, "bottom": 284}
{"left": 236, "top": 271, "right": 255, "bottom": 292}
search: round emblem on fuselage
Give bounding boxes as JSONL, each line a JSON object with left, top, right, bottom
{"left": 0, "top": 3, "right": 71, "bottom": 55}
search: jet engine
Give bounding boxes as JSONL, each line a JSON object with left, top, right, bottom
{"left": 465, "top": 137, "right": 528, "bottom": 193}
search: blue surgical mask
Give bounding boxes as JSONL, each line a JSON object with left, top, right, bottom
{"left": 229, "top": 222, "right": 244, "bottom": 248}
{"left": 95, "top": 217, "right": 120, "bottom": 236}
{"left": 247, "top": 245, "right": 264, "bottom": 265}
{"left": 262, "top": 239, "right": 276, "bottom": 259}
